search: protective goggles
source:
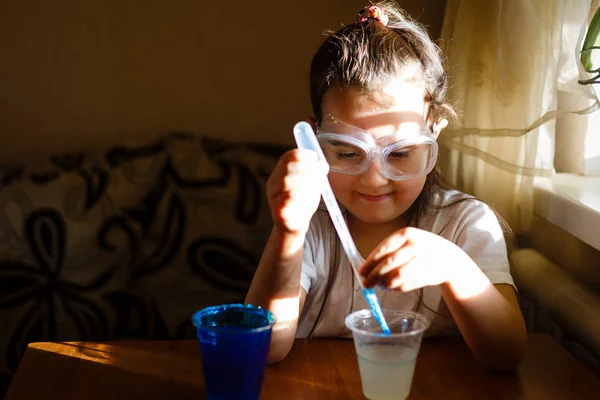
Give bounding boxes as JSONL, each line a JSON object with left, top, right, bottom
{"left": 316, "top": 114, "right": 438, "bottom": 181}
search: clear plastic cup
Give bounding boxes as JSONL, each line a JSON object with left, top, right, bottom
{"left": 191, "top": 304, "right": 275, "bottom": 400}
{"left": 345, "top": 309, "right": 430, "bottom": 400}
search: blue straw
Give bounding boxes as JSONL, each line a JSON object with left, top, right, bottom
{"left": 293, "top": 122, "right": 391, "bottom": 335}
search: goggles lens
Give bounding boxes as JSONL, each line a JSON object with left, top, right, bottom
{"left": 317, "top": 115, "right": 438, "bottom": 180}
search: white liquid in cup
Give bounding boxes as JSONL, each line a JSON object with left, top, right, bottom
{"left": 345, "top": 310, "right": 430, "bottom": 400}
{"left": 356, "top": 343, "right": 418, "bottom": 400}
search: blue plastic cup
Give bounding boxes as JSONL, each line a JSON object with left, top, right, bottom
{"left": 191, "top": 304, "right": 275, "bottom": 400}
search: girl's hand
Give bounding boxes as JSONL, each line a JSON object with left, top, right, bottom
{"left": 360, "top": 227, "right": 472, "bottom": 291}
{"left": 267, "top": 149, "right": 329, "bottom": 236}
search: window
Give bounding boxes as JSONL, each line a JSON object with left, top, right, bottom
{"left": 554, "top": 1, "right": 600, "bottom": 177}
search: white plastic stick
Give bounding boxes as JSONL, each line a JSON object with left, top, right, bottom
{"left": 293, "top": 122, "right": 364, "bottom": 284}
{"left": 293, "top": 121, "right": 391, "bottom": 334}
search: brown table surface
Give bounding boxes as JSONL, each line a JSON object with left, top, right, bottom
{"left": 5, "top": 333, "right": 600, "bottom": 399}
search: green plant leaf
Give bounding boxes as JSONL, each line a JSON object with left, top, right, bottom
{"left": 582, "top": 7, "right": 600, "bottom": 72}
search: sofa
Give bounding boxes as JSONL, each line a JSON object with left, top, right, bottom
{"left": 510, "top": 215, "right": 600, "bottom": 377}
{"left": 0, "top": 132, "right": 288, "bottom": 397}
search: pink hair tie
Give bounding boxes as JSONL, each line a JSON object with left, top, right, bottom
{"left": 356, "top": 5, "right": 389, "bottom": 27}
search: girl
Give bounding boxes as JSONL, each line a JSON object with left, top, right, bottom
{"left": 246, "top": 1, "right": 527, "bottom": 372}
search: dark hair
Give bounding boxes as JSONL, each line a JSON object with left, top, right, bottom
{"left": 310, "top": 1, "right": 455, "bottom": 125}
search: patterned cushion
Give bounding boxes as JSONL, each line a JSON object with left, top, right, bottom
{"left": 0, "top": 132, "right": 288, "bottom": 397}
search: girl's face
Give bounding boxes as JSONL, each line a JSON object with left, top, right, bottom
{"left": 320, "top": 84, "right": 435, "bottom": 226}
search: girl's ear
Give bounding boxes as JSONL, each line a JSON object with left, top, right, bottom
{"left": 432, "top": 118, "right": 448, "bottom": 139}
{"left": 304, "top": 116, "right": 318, "bottom": 134}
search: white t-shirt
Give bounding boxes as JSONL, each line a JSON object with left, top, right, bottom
{"left": 297, "top": 189, "right": 515, "bottom": 339}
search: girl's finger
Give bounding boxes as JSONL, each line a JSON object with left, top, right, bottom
{"left": 362, "top": 258, "right": 395, "bottom": 288}
{"left": 360, "top": 229, "right": 411, "bottom": 275}
{"left": 391, "top": 257, "right": 428, "bottom": 292}
{"left": 282, "top": 174, "right": 308, "bottom": 192}
{"left": 391, "top": 278, "right": 420, "bottom": 293}
{"left": 378, "top": 244, "right": 417, "bottom": 276}
{"left": 382, "top": 257, "right": 420, "bottom": 290}
{"left": 362, "top": 254, "right": 397, "bottom": 287}
{"left": 362, "top": 242, "right": 416, "bottom": 287}
{"left": 286, "top": 157, "right": 318, "bottom": 176}
{"left": 271, "top": 149, "right": 317, "bottom": 182}
{"left": 380, "top": 267, "right": 405, "bottom": 290}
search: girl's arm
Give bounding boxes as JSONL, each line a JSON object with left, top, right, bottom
{"left": 245, "top": 148, "right": 327, "bottom": 363}
{"left": 440, "top": 253, "right": 527, "bottom": 372}
{"left": 245, "top": 226, "right": 307, "bottom": 364}
{"left": 360, "top": 227, "right": 527, "bottom": 372}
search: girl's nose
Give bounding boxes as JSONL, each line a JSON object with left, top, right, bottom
{"left": 359, "top": 159, "right": 389, "bottom": 187}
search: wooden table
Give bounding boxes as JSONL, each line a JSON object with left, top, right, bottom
{"left": 5, "top": 333, "right": 600, "bottom": 399}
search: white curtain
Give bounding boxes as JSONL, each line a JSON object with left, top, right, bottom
{"left": 438, "top": 0, "right": 599, "bottom": 232}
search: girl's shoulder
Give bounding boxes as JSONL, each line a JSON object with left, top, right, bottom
{"left": 430, "top": 188, "right": 490, "bottom": 215}
{"left": 424, "top": 188, "right": 501, "bottom": 238}
{"left": 431, "top": 188, "right": 473, "bottom": 206}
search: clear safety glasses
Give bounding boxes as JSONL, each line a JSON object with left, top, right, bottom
{"left": 316, "top": 114, "right": 438, "bottom": 181}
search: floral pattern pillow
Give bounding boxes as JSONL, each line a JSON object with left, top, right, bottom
{"left": 0, "top": 132, "right": 287, "bottom": 397}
